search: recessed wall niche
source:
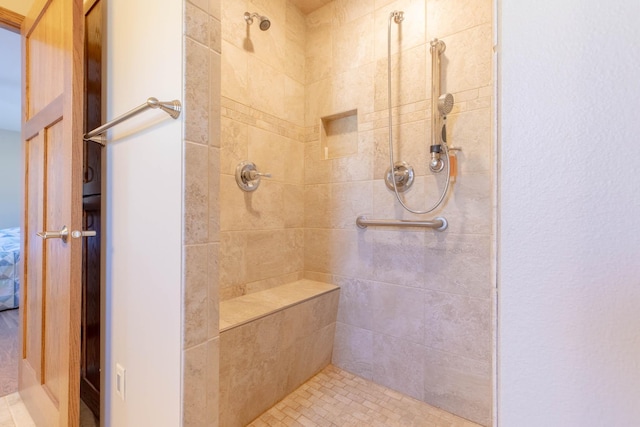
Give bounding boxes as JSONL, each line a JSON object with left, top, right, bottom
{"left": 320, "top": 109, "right": 358, "bottom": 159}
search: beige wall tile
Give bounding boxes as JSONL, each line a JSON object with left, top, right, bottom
{"left": 441, "top": 24, "right": 492, "bottom": 94}
{"left": 304, "top": 141, "right": 331, "bottom": 184}
{"left": 284, "top": 138, "right": 305, "bottom": 184}
{"left": 373, "top": 119, "right": 429, "bottom": 180}
{"left": 210, "top": 52, "right": 222, "bottom": 148}
{"left": 219, "top": 222, "right": 302, "bottom": 298}
{"left": 424, "top": 233, "right": 492, "bottom": 300}
{"left": 285, "top": 76, "right": 305, "bottom": 126}
{"left": 423, "top": 347, "right": 492, "bottom": 426}
{"left": 447, "top": 107, "right": 492, "bottom": 174}
{"left": 245, "top": 271, "right": 304, "bottom": 294}
{"left": 286, "top": 323, "right": 336, "bottom": 391}
{"left": 250, "top": 0, "right": 287, "bottom": 25}
{"left": 371, "top": 282, "right": 425, "bottom": 344}
{"left": 430, "top": 172, "right": 493, "bottom": 235}
{"left": 373, "top": 0, "right": 426, "bottom": 61}
{"left": 427, "top": 0, "right": 492, "bottom": 40}
{"left": 220, "top": 116, "right": 249, "bottom": 175}
{"left": 374, "top": 43, "right": 428, "bottom": 111}
{"left": 371, "top": 229, "right": 427, "bottom": 288}
{"left": 330, "top": 180, "right": 374, "bottom": 229}
{"left": 246, "top": 13, "right": 287, "bottom": 74}
{"left": 304, "top": 183, "right": 331, "bottom": 228}
{"left": 210, "top": 17, "right": 221, "bottom": 53}
{"left": 305, "top": 1, "right": 334, "bottom": 32}
{"left": 219, "top": 231, "right": 247, "bottom": 292}
{"left": 186, "top": 2, "right": 210, "bottom": 45}
{"left": 247, "top": 56, "right": 285, "bottom": 117}
{"left": 184, "top": 244, "right": 209, "bottom": 348}
{"left": 332, "top": 63, "right": 375, "bottom": 116}
{"left": 220, "top": 174, "right": 285, "bottom": 231}
{"left": 183, "top": 339, "right": 219, "bottom": 426}
{"left": 304, "top": 228, "right": 375, "bottom": 278}
{"left": 209, "top": 147, "right": 221, "bottom": 244}
{"left": 219, "top": 312, "right": 287, "bottom": 426}
{"left": 283, "top": 183, "right": 304, "bottom": 228}
{"left": 208, "top": 243, "right": 220, "bottom": 338}
{"left": 335, "top": 276, "right": 373, "bottom": 330}
{"left": 372, "top": 333, "right": 425, "bottom": 401}
{"left": 183, "top": 2, "right": 223, "bottom": 424}
{"left": 221, "top": 41, "right": 249, "bottom": 106}
{"left": 371, "top": 177, "right": 433, "bottom": 222}
{"left": 286, "top": 2, "right": 306, "bottom": 48}
{"left": 424, "top": 290, "right": 492, "bottom": 362}
{"left": 185, "top": 142, "right": 209, "bottom": 244}
{"left": 334, "top": 0, "right": 375, "bottom": 25}
{"left": 185, "top": 38, "right": 210, "bottom": 145}
{"left": 285, "top": 38, "right": 305, "bottom": 83}
{"left": 209, "top": 0, "right": 221, "bottom": 20}
{"left": 330, "top": 129, "right": 375, "bottom": 183}
{"left": 247, "top": 126, "right": 284, "bottom": 180}
{"left": 375, "top": 0, "right": 396, "bottom": 8}
{"left": 332, "top": 16, "right": 374, "bottom": 75}
{"left": 332, "top": 322, "right": 373, "bottom": 380}
{"left": 221, "top": 0, "right": 248, "bottom": 48}
{"left": 305, "top": 78, "right": 333, "bottom": 127}
{"left": 305, "top": 27, "right": 333, "bottom": 84}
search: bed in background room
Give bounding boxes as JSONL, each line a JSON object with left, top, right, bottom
{"left": 0, "top": 227, "right": 20, "bottom": 311}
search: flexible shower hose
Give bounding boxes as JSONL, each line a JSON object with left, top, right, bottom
{"left": 387, "top": 11, "right": 451, "bottom": 215}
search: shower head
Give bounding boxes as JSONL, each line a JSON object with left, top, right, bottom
{"left": 244, "top": 12, "right": 271, "bottom": 31}
{"left": 438, "top": 93, "right": 454, "bottom": 116}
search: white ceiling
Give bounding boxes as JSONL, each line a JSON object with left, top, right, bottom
{"left": 0, "top": 28, "right": 20, "bottom": 132}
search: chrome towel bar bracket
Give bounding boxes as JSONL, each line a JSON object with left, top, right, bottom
{"left": 84, "top": 97, "right": 182, "bottom": 145}
{"left": 356, "top": 215, "right": 448, "bottom": 231}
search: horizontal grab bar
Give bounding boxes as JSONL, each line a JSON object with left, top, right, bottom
{"left": 84, "top": 97, "right": 181, "bottom": 145}
{"left": 356, "top": 215, "right": 448, "bottom": 231}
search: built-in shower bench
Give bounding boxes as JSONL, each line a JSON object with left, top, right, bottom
{"left": 219, "top": 279, "right": 338, "bottom": 331}
{"left": 219, "top": 280, "right": 340, "bottom": 427}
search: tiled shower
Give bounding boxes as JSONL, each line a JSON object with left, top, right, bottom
{"left": 182, "top": 0, "right": 493, "bottom": 425}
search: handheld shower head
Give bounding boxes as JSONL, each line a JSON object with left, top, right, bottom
{"left": 438, "top": 93, "right": 454, "bottom": 116}
{"left": 244, "top": 12, "right": 271, "bottom": 31}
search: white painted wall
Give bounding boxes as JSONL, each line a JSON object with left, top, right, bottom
{"left": 104, "top": 0, "right": 183, "bottom": 425}
{"left": 0, "top": 129, "right": 21, "bottom": 229}
{"left": 498, "top": 1, "right": 640, "bottom": 426}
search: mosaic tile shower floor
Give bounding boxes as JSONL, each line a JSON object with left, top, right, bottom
{"left": 250, "top": 365, "right": 482, "bottom": 427}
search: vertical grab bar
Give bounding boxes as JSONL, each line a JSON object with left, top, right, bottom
{"left": 430, "top": 39, "right": 446, "bottom": 149}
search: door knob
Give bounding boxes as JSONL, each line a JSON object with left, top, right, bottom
{"left": 37, "top": 226, "right": 96, "bottom": 242}
{"left": 37, "top": 225, "right": 69, "bottom": 242}
{"left": 71, "top": 230, "right": 97, "bottom": 239}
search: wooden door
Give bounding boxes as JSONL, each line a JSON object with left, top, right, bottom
{"left": 20, "top": 0, "right": 84, "bottom": 426}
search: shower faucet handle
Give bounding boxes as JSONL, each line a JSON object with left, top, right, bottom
{"left": 246, "top": 170, "right": 272, "bottom": 180}
{"left": 235, "top": 161, "right": 271, "bottom": 192}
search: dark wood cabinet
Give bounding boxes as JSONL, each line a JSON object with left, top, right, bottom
{"left": 80, "top": 195, "right": 101, "bottom": 416}
{"left": 81, "top": 0, "right": 102, "bottom": 419}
